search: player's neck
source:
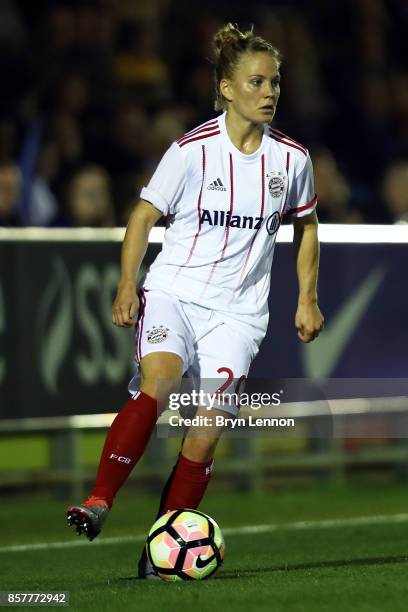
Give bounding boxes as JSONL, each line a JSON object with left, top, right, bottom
{"left": 225, "top": 109, "right": 264, "bottom": 155}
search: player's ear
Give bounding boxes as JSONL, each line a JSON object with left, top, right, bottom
{"left": 220, "top": 79, "right": 233, "bottom": 103}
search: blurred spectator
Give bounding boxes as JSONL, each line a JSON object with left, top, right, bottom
{"left": 281, "top": 10, "right": 329, "bottom": 142}
{"left": 50, "top": 72, "right": 88, "bottom": 164}
{"left": 0, "top": 0, "right": 32, "bottom": 118}
{"left": 150, "top": 109, "right": 186, "bottom": 158}
{"left": 0, "top": 0, "right": 26, "bottom": 48}
{"left": 63, "top": 164, "right": 114, "bottom": 227}
{"left": 29, "top": 141, "right": 60, "bottom": 226}
{"left": 0, "top": 119, "right": 18, "bottom": 162}
{"left": 107, "top": 104, "right": 150, "bottom": 173}
{"left": 312, "top": 149, "right": 363, "bottom": 224}
{"left": 47, "top": 3, "right": 75, "bottom": 52}
{"left": 0, "top": 1, "right": 406, "bottom": 226}
{"left": 390, "top": 71, "right": 408, "bottom": 146}
{"left": 42, "top": 2, "right": 116, "bottom": 78}
{"left": 113, "top": 19, "right": 170, "bottom": 103}
{"left": 382, "top": 160, "right": 408, "bottom": 224}
{"left": 117, "top": 170, "right": 151, "bottom": 227}
{"left": 0, "top": 162, "right": 22, "bottom": 226}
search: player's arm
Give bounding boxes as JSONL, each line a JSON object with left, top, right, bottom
{"left": 292, "top": 210, "right": 324, "bottom": 342}
{"left": 112, "top": 199, "right": 162, "bottom": 327}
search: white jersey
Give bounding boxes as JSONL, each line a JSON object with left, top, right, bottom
{"left": 141, "top": 111, "right": 316, "bottom": 326}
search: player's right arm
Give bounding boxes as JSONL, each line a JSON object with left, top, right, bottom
{"left": 113, "top": 141, "right": 186, "bottom": 327}
{"left": 112, "top": 199, "right": 162, "bottom": 327}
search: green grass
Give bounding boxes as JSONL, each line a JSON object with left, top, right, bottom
{"left": 1, "top": 481, "right": 408, "bottom": 611}
{"left": 0, "top": 436, "right": 49, "bottom": 470}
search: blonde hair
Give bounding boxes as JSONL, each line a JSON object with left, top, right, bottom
{"left": 212, "top": 23, "right": 282, "bottom": 111}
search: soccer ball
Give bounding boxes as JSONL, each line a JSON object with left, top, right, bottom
{"left": 146, "top": 509, "right": 225, "bottom": 581}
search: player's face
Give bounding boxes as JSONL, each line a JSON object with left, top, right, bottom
{"left": 222, "top": 52, "right": 280, "bottom": 124}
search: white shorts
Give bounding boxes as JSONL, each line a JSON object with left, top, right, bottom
{"left": 128, "top": 289, "right": 264, "bottom": 415}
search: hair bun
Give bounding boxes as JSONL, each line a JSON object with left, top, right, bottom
{"left": 213, "top": 22, "right": 246, "bottom": 55}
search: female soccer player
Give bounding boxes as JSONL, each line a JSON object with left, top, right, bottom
{"left": 67, "top": 23, "right": 324, "bottom": 577}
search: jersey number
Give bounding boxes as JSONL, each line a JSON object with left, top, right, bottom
{"left": 215, "top": 367, "right": 246, "bottom": 396}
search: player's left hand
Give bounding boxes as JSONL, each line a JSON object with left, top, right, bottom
{"left": 295, "top": 301, "right": 324, "bottom": 343}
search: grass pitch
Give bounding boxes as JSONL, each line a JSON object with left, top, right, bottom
{"left": 1, "top": 481, "right": 408, "bottom": 611}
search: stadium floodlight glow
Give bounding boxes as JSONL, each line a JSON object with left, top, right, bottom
{"left": 0, "top": 227, "right": 126, "bottom": 242}
{"left": 318, "top": 224, "right": 408, "bottom": 244}
{"left": 276, "top": 224, "right": 408, "bottom": 243}
{"left": 2, "top": 397, "right": 408, "bottom": 434}
{"left": 0, "top": 224, "right": 407, "bottom": 243}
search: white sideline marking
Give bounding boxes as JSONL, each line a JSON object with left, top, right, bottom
{"left": 1, "top": 512, "right": 408, "bottom": 554}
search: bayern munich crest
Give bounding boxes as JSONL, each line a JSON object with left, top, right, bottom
{"left": 147, "top": 325, "right": 169, "bottom": 344}
{"left": 267, "top": 171, "right": 286, "bottom": 197}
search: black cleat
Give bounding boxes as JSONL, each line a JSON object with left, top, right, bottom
{"left": 66, "top": 496, "right": 109, "bottom": 541}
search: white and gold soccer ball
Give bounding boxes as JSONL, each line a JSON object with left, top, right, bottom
{"left": 146, "top": 509, "right": 225, "bottom": 581}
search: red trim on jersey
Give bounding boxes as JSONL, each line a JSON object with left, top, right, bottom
{"left": 177, "top": 145, "right": 206, "bottom": 269}
{"left": 261, "top": 155, "right": 265, "bottom": 217}
{"left": 177, "top": 120, "right": 219, "bottom": 143}
{"left": 285, "top": 194, "right": 317, "bottom": 216}
{"left": 178, "top": 118, "right": 218, "bottom": 140}
{"left": 270, "top": 128, "right": 308, "bottom": 154}
{"left": 237, "top": 154, "right": 265, "bottom": 286}
{"left": 280, "top": 152, "right": 290, "bottom": 218}
{"left": 204, "top": 153, "right": 234, "bottom": 288}
{"left": 218, "top": 153, "right": 234, "bottom": 261}
{"left": 177, "top": 124, "right": 218, "bottom": 145}
{"left": 269, "top": 131, "right": 307, "bottom": 156}
{"left": 178, "top": 130, "right": 220, "bottom": 148}
{"left": 136, "top": 289, "right": 147, "bottom": 364}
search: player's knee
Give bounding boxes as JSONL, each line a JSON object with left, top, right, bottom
{"left": 181, "top": 437, "right": 217, "bottom": 462}
{"left": 139, "top": 376, "right": 181, "bottom": 404}
{"left": 140, "top": 352, "right": 183, "bottom": 403}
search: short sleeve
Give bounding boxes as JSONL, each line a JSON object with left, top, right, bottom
{"left": 285, "top": 153, "right": 317, "bottom": 218}
{"left": 140, "top": 142, "right": 186, "bottom": 216}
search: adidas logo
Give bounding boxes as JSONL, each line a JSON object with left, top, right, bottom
{"left": 207, "top": 178, "right": 227, "bottom": 191}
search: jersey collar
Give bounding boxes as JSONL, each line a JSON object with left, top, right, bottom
{"left": 218, "top": 111, "right": 267, "bottom": 162}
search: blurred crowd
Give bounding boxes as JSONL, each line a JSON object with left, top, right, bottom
{"left": 0, "top": 0, "right": 407, "bottom": 228}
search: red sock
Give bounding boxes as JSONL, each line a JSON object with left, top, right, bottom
{"left": 156, "top": 453, "right": 214, "bottom": 516}
{"left": 91, "top": 391, "right": 158, "bottom": 507}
